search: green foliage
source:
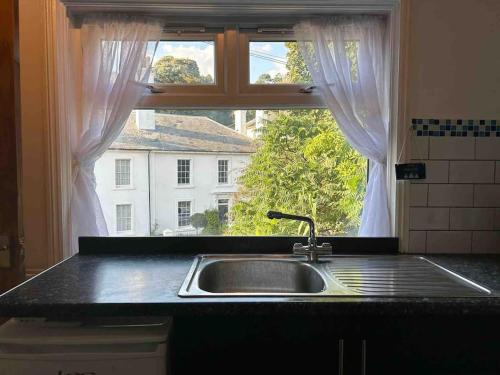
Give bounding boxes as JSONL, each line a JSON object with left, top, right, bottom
{"left": 227, "top": 42, "right": 366, "bottom": 237}
{"left": 153, "top": 55, "right": 213, "bottom": 84}
{"left": 227, "top": 109, "right": 366, "bottom": 236}
{"left": 201, "top": 209, "right": 225, "bottom": 235}
{"left": 190, "top": 213, "right": 207, "bottom": 234}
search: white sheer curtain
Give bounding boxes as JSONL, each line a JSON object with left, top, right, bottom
{"left": 69, "top": 16, "right": 162, "bottom": 252}
{"left": 294, "top": 16, "right": 391, "bottom": 237}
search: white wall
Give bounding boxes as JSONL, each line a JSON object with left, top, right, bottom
{"left": 95, "top": 150, "right": 150, "bottom": 236}
{"left": 405, "top": 0, "right": 500, "bottom": 254}
{"left": 95, "top": 150, "right": 251, "bottom": 236}
{"left": 151, "top": 152, "right": 250, "bottom": 235}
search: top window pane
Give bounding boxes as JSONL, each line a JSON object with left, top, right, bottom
{"left": 151, "top": 41, "right": 215, "bottom": 85}
{"left": 249, "top": 41, "right": 312, "bottom": 84}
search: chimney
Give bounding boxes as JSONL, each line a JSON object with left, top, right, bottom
{"left": 234, "top": 110, "right": 247, "bottom": 136}
{"left": 255, "top": 110, "right": 265, "bottom": 129}
{"left": 136, "top": 110, "right": 155, "bottom": 130}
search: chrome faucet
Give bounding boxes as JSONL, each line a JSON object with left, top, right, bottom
{"left": 266, "top": 211, "right": 333, "bottom": 262}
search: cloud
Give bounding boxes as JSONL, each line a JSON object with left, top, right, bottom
{"left": 266, "top": 62, "right": 288, "bottom": 79}
{"left": 250, "top": 43, "right": 273, "bottom": 53}
{"left": 155, "top": 42, "right": 215, "bottom": 77}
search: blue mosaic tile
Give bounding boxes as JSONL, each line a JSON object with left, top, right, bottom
{"left": 412, "top": 119, "right": 500, "bottom": 137}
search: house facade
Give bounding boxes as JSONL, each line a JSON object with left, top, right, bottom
{"left": 95, "top": 111, "right": 256, "bottom": 236}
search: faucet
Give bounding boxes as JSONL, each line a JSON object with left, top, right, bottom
{"left": 266, "top": 211, "right": 333, "bottom": 262}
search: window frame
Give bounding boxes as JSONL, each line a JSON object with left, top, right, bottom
{"left": 150, "top": 32, "right": 225, "bottom": 95}
{"left": 217, "top": 198, "right": 230, "bottom": 224}
{"left": 115, "top": 203, "right": 133, "bottom": 234}
{"left": 177, "top": 200, "right": 193, "bottom": 228}
{"left": 176, "top": 158, "right": 193, "bottom": 187}
{"left": 114, "top": 158, "right": 133, "bottom": 189}
{"left": 217, "top": 159, "right": 230, "bottom": 185}
{"left": 137, "top": 28, "right": 324, "bottom": 109}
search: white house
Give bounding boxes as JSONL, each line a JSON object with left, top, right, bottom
{"left": 95, "top": 111, "right": 256, "bottom": 236}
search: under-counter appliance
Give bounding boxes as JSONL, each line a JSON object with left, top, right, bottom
{"left": 0, "top": 318, "right": 171, "bottom": 375}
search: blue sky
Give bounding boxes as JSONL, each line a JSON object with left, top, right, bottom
{"left": 149, "top": 40, "right": 289, "bottom": 83}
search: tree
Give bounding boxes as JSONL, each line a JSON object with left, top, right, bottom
{"left": 226, "top": 41, "right": 366, "bottom": 237}
{"left": 201, "top": 209, "right": 224, "bottom": 235}
{"left": 153, "top": 55, "right": 213, "bottom": 84}
{"left": 190, "top": 213, "right": 207, "bottom": 234}
{"left": 153, "top": 56, "right": 232, "bottom": 125}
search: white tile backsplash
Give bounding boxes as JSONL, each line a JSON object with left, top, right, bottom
{"left": 410, "top": 184, "right": 428, "bottom": 206}
{"left": 408, "top": 231, "right": 426, "bottom": 253}
{"left": 473, "top": 185, "right": 500, "bottom": 207}
{"left": 476, "top": 138, "right": 500, "bottom": 160}
{"left": 408, "top": 119, "right": 499, "bottom": 254}
{"left": 449, "top": 161, "right": 494, "bottom": 183}
{"left": 409, "top": 207, "right": 449, "bottom": 230}
{"left": 410, "top": 160, "right": 449, "bottom": 184}
{"left": 472, "top": 231, "right": 500, "bottom": 253}
{"left": 450, "top": 208, "right": 495, "bottom": 230}
{"left": 426, "top": 231, "right": 472, "bottom": 253}
{"left": 429, "top": 137, "right": 475, "bottom": 160}
{"left": 428, "top": 184, "right": 473, "bottom": 207}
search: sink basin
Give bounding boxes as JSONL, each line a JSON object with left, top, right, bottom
{"left": 178, "top": 255, "right": 491, "bottom": 297}
{"left": 198, "top": 259, "right": 325, "bottom": 294}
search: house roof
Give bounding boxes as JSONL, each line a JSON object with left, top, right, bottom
{"left": 111, "top": 112, "right": 257, "bottom": 154}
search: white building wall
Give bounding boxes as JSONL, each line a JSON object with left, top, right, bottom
{"left": 95, "top": 150, "right": 150, "bottom": 236}
{"left": 95, "top": 150, "right": 251, "bottom": 236}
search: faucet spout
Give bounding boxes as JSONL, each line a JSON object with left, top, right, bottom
{"left": 266, "top": 211, "right": 332, "bottom": 262}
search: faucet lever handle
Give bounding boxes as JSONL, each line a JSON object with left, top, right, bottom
{"left": 293, "top": 243, "right": 307, "bottom": 254}
{"left": 316, "top": 242, "right": 333, "bottom": 255}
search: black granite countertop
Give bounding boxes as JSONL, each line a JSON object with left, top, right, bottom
{"left": 0, "top": 244, "right": 499, "bottom": 318}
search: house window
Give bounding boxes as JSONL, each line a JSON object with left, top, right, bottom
{"left": 115, "top": 159, "right": 131, "bottom": 187}
{"left": 116, "top": 204, "right": 132, "bottom": 232}
{"left": 218, "top": 160, "right": 229, "bottom": 184}
{"left": 218, "top": 199, "right": 229, "bottom": 223}
{"left": 178, "top": 201, "right": 192, "bottom": 227}
{"left": 177, "top": 159, "right": 191, "bottom": 185}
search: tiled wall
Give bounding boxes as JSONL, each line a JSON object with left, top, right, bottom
{"left": 408, "top": 119, "right": 500, "bottom": 254}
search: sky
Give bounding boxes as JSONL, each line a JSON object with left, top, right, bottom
{"left": 149, "top": 40, "right": 290, "bottom": 83}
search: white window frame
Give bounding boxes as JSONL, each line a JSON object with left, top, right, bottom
{"left": 217, "top": 158, "right": 231, "bottom": 185}
{"left": 115, "top": 203, "right": 134, "bottom": 234}
{"left": 176, "top": 158, "right": 193, "bottom": 187}
{"left": 176, "top": 200, "right": 193, "bottom": 229}
{"left": 114, "top": 158, "right": 133, "bottom": 189}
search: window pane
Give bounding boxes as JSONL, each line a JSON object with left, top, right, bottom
{"left": 115, "top": 159, "right": 130, "bottom": 186}
{"left": 218, "top": 160, "right": 229, "bottom": 184}
{"left": 116, "top": 204, "right": 132, "bottom": 232}
{"left": 96, "top": 109, "right": 366, "bottom": 237}
{"left": 218, "top": 199, "right": 229, "bottom": 223}
{"left": 249, "top": 41, "right": 312, "bottom": 84}
{"left": 151, "top": 41, "right": 215, "bottom": 85}
{"left": 178, "top": 201, "right": 191, "bottom": 227}
{"left": 177, "top": 159, "right": 191, "bottom": 185}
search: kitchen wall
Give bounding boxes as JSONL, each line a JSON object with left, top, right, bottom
{"left": 406, "top": 0, "right": 500, "bottom": 253}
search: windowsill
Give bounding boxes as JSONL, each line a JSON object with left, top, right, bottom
{"left": 176, "top": 184, "right": 195, "bottom": 189}
{"left": 113, "top": 186, "right": 134, "bottom": 191}
{"left": 115, "top": 230, "right": 135, "bottom": 236}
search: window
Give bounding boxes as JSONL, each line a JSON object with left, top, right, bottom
{"left": 177, "top": 159, "right": 191, "bottom": 185}
{"left": 218, "top": 199, "right": 229, "bottom": 223}
{"left": 178, "top": 201, "right": 192, "bottom": 227}
{"left": 96, "top": 28, "right": 368, "bottom": 238}
{"left": 116, "top": 204, "right": 132, "bottom": 232}
{"left": 218, "top": 160, "right": 229, "bottom": 184}
{"left": 115, "top": 159, "right": 131, "bottom": 187}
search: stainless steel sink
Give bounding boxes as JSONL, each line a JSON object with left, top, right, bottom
{"left": 197, "top": 259, "right": 325, "bottom": 294}
{"left": 178, "top": 255, "right": 491, "bottom": 297}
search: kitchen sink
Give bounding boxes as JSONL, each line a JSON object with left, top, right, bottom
{"left": 197, "top": 259, "right": 325, "bottom": 294}
{"left": 178, "top": 255, "right": 491, "bottom": 297}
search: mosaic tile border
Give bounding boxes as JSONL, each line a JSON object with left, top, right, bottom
{"left": 411, "top": 119, "right": 500, "bottom": 137}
